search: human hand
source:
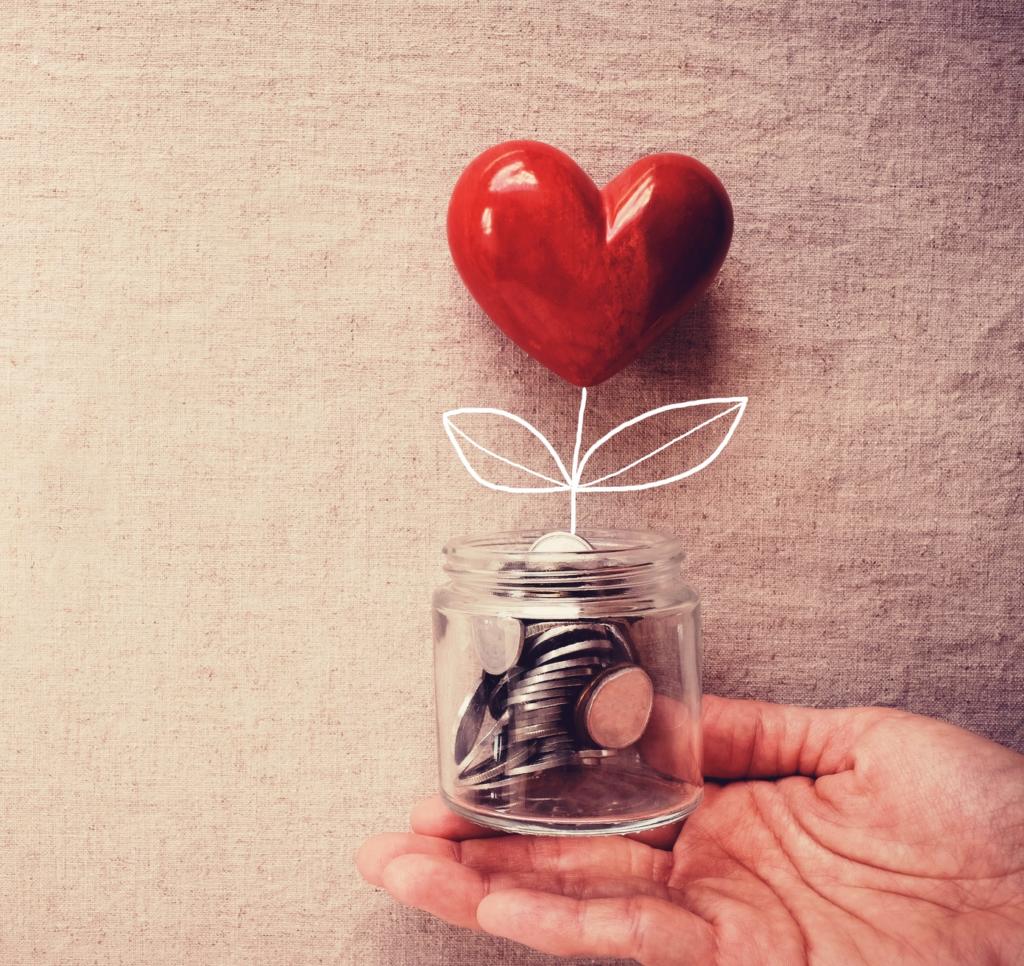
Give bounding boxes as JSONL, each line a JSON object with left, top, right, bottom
{"left": 357, "top": 696, "right": 1024, "bottom": 964}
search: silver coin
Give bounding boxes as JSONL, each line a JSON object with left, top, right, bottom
{"left": 487, "top": 668, "right": 526, "bottom": 718}
{"left": 514, "top": 673, "right": 597, "bottom": 695}
{"left": 473, "top": 616, "right": 525, "bottom": 675}
{"left": 507, "top": 752, "right": 575, "bottom": 776}
{"left": 522, "top": 620, "right": 577, "bottom": 639}
{"left": 528, "top": 531, "right": 595, "bottom": 552}
{"left": 508, "top": 688, "right": 579, "bottom": 708}
{"left": 522, "top": 657, "right": 605, "bottom": 679}
{"left": 510, "top": 722, "right": 568, "bottom": 741}
{"left": 458, "top": 741, "right": 532, "bottom": 784}
{"left": 526, "top": 623, "right": 611, "bottom": 651}
{"left": 508, "top": 677, "right": 583, "bottom": 698}
{"left": 531, "top": 630, "right": 611, "bottom": 653}
{"left": 524, "top": 620, "right": 611, "bottom": 642}
{"left": 534, "top": 639, "right": 614, "bottom": 665}
{"left": 459, "top": 747, "right": 528, "bottom": 784}
{"left": 513, "top": 699, "right": 566, "bottom": 716}
{"left": 511, "top": 716, "right": 565, "bottom": 734}
{"left": 456, "top": 713, "right": 510, "bottom": 774}
{"left": 508, "top": 691, "right": 577, "bottom": 711}
{"left": 487, "top": 681, "right": 509, "bottom": 719}
{"left": 603, "top": 622, "right": 636, "bottom": 661}
{"left": 520, "top": 670, "right": 602, "bottom": 692}
{"left": 536, "top": 735, "right": 574, "bottom": 752}
{"left": 453, "top": 678, "right": 490, "bottom": 763}
{"left": 459, "top": 757, "right": 521, "bottom": 786}
{"left": 515, "top": 696, "right": 570, "bottom": 713}
{"left": 462, "top": 774, "right": 523, "bottom": 792}
{"left": 510, "top": 716, "right": 567, "bottom": 734}
{"left": 512, "top": 704, "right": 569, "bottom": 721}
{"left": 509, "top": 676, "right": 580, "bottom": 696}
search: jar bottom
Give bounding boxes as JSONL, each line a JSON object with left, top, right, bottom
{"left": 442, "top": 766, "right": 702, "bottom": 837}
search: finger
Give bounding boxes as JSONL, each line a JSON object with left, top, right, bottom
{"left": 380, "top": 853, "right": 485, "bottom": 930}
{"left": 702, "top": 694, "right": 878, "bottom": 780}
{"left": 410, "top": 796, "right": 505, "bottom": 840}
{"left": 639, "top": 693, "right": 701, "bottom": 781}
{"left": 477, "top": 888, "right": 715, "bottom": 963}
{"left": 627, "top": 820, "right": 683, "bottom": 850}
{"left": 461, "top": 833, "right": 672, "bottom": 881}
{"left": 379, "top": 853, "right": 681, "bottom": 934}
{"left": 355, "top": 832, "right": 458, "bottom": 886}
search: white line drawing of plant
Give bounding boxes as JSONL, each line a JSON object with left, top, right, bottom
{"left": 443, "top": 388, "right": 747, "bottom": 532}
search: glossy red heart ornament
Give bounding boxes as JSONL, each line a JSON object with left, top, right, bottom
{"left": 447, "top": 140, "right": 733, "bottom": 387}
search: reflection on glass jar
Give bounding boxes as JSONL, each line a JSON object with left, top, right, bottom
{"left": 432, "top": 529, "right": 702, "bottom": 836}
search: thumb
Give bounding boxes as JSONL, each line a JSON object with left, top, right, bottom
{"left": 702, "top": 695, "right": 882, "bottom": 780}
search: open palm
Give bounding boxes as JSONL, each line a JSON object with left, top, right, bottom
{"left": 357, "top": 696, "right": 1024, "bottom": 964}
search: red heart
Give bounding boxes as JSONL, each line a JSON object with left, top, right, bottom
{"left": 447, "top": 140, "right": 733, "bottom": 387}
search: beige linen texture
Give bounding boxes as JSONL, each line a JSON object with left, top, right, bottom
{"left": 1, "top": 1, "right": 1022, "bottom": 964}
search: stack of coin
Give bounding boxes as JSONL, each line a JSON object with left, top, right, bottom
{"left": 454, "top": 617, "right": 654, "bottom": 796}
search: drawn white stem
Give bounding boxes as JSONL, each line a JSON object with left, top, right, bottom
{"left": 569, "top": 386, "right": 588, "bottom": 533}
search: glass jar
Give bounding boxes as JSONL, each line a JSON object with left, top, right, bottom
{"left": 432, "top": 528, "right": 702, "bottom": 836}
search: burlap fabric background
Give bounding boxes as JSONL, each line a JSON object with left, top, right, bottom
{"left": 2, "top": 2, "right": 1021, "bottom": 963}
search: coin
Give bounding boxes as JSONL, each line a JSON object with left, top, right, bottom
{"left": 512, "top": 700, "right": 566, "bottom": 716}
{"left": 524, "top": 621, "right": 611, "bottom": 643}
{"left": 509, "top": 699, "right": 573, "bottom": 718}
{"left": 487, "top": 681, "right": 509, "bottom": 719}
{"left": 522, "top": 620, "right": 579, "bottom": 639}
{"left": 509, "top": 687, "right": 581, "bottom": 707}
{"left": 507, "top": 686, "right": 578, "bottom": 707}
{"left": 528, "top": 531, "right": 595, "bottom": 553}
{"left": 473, "top": 615, "right": 525, "bottom": 675}
{"left": 510, "top": 722, "right": 568, "bottom": 741}
{"left": 455, "top": 709, "right": 509, "bottom": 772}
{"left": 575, "top": 665, "right": 654, "bottom": 749}
{"left": 453, "top": 677, "right": 490, "bottom": 763}
{"left": 603, "top": 622, "right": 637, "bottom": 661}
{"left": 451, "top": 606, "right": 649, "bottom": 793}
{"left": 486, "top": 669, "right": 523, "bottom": 718}
{"left": 521, "top": 657, "right": 605, "bottom": 678}
{"left": 515, "top": 696, "right": 570, "bottom": 713}
{"left": 463, "top": 774, "right": 523, "bottom": 792}
{"left": 526, "top": 623, "right": 610, "bottom": 652}
{"left": 536, "top": 735, "right": 574, "bottom": 752}
{"left": 512, "top": 673, "right": 583, "bottom": 692}
{"left": 459, "top": 743, "right": 533, "bottom": 784}
{"left": 534, "top": 639, "right": 614, "bottom": 666}
{"left": 507, "top": 752, "right": 575, "bottom": 776}
{"left": 509, "top": 674, "right": 586, "bottom": 695}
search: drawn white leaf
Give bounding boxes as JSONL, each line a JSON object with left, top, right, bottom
{"left": 443, "top": 408, "right": 572, "bottom": 493}
{"left": 576, "top": 397, "right": 747, "bottom": 492}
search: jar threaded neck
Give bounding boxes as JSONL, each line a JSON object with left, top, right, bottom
{"left": 443, "top": 529, "right": 685, "bottom": 599}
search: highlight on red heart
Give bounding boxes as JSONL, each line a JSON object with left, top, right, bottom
{"left": 447, "top": 140, "right": 733, "bottom": 387}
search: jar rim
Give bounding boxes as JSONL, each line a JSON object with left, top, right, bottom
{"left": 443, "top": 528, "right": 685, "bottom": 574}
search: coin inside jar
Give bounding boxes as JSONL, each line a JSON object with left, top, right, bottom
{"left": 472, "top": 615, "right": 525, "bottom": 675}
{"left": 528, "top": 531, "right": 595, "bottom": 553}
{"left": 453, "top": 677, "right": 490, "bottom": 763}
{"left": 575, "top": 664, "right": 654, "bottom": 750}
{"left": 533, "top": 639, "right": 614, "bottom": 666}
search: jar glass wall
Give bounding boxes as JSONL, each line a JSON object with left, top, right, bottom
{"left": 432, "top": 529, "right": 702, "bottom": 836}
